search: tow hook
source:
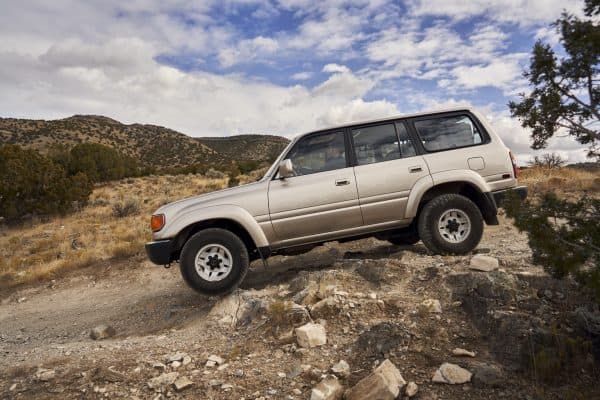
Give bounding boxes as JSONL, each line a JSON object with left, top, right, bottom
{"left": 164, "top": 263, "right": 171, "bottom": 269}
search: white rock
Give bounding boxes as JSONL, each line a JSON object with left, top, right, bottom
{"left": 167, "top": 352, "right": 186, "bottom": 363}
{"left": 171, "top": 361, "right": 181, "bottom": 369}
{"left": 311, "top": 376, "right": 344, "bottom": 400}
{"left": 277, "top": 372, "right": 287, "bottom": 378}
{"left": 432, "top": 363, "right": 472, "bottom": 384}
{"left": 147, "top": 372, "right": 179, "bottom": 390}
{"left": 405, "top": 381, "right": 418, "bottom": 397}
{"left": 452, "top": 348, "right": 476, "bottom": 357}
{"left": 205, "top": 360, "right": 217, "bottom": 368}
{"left": 34, "top": 368, "right": 55, "bottom": 382}
{"left": 345, "top": 359, "right": 406, "bottom": 400}
{"left": 420, "top": 299, "right": 442, "bottom": 314}
{"left": 221, "top": 383, "right": 233, "bottom": 390}
{"left": 173, "top": 376, "right": 193, "bottom": 391}
{"left": 292, "top": 388, "right": 302, "bottom": 395}
{"left": 182, "top": 355, "right": 192, "bottom": 366}
{"left": 207, "top": 355, "right": 224, "bottom": 365}
{"left": 469, "top": 255, "right": 499, "bottom": 272}
{"left": 331, "top": 360, "right": 350, "bottom": 378}
{"left": 295, "top": 322, "right": 327, "bottom": 348}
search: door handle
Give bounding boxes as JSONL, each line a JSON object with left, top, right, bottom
{"left": 409, "top": 166, "right": 423, "bottom": 173}
{"left": 335, "top": 179, "right": 350, "bottom": 186}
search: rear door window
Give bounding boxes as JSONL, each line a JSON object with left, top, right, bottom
{"left": 413, "top": 115, "right": 484, "bottom": 152}
{"left": 352, "top": 122, "right": 416, "bottom": 165}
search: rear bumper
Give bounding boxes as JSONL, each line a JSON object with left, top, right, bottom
{"left": 492, "top": 186, "right": 528, "bottom": 207}
{"left": 145, "top": 239, "right": 175, "bottom": 265}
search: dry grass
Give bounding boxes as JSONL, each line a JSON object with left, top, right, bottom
{"left": 0, "top": 174, "right": 227, "bottom": 290}
{"left": 519, "top": 166, "right": 600, "bottom": 197}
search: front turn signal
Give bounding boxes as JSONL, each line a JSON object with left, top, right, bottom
{"left": 150, "top": 214, "right": 165, "bottom": 232}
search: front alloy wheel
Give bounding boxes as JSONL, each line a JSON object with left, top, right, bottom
{"left": 180, "top": 228, "right": 249, "bottom": 295}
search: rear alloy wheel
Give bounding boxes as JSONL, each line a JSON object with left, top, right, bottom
{"left": 180, "top": 228, "right": 249, "bottom": 295}
{"left": 418, "top": 194, "right": 483, "bottom": 255}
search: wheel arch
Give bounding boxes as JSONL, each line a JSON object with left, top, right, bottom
{"left": 406, "top": 171, "right": 498, "bottom": 225}
{"left": 172, "top": 218, "right": 261, "bottom": 262}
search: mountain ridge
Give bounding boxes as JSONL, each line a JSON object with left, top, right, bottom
{"left": 0, "top": 115, "right": 290, "bottom": 171}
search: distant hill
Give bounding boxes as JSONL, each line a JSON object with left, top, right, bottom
{"left": 197, "top": 135, "right": 290, "bottom": 165}
{"left": 0, "top": 115, "right": 290, "bottom": 171}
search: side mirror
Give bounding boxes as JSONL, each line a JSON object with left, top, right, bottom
{"left": 278, "top": 159, "right": 294, "bottom": 178}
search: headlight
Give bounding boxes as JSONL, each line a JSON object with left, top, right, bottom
{"left": 150, "top": 214, "right": 165, "bottom": 232}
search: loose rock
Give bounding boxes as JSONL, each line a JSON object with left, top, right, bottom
{"left": 173, "top": 376, "right": 193, "bottom": 391}
{"left": 295, "top": 322, "right": 327, "bottom": 348}
{"left": 34, "top": 368, "right": 55, "bottom": 382}
{"left": 331, "top": 360, "right": 350, "bottom": 378}
{"left": 469, "top": 255, "right": 499, "bottom": 272}
{"left": 147, "top": 372, "right": 179, "bottom": 391}
{"left": 405, "top": 381, "right": 418, "bottom": 397}
{"left": 345, "top": 359, "right": 406, "bottom": 400}
{"left": 90, "top": 324, "right": 115, "bottom": 340}
{"left": 311, "top": 376, "right": 344, "bottom": 400}
{"left": 432, "top": 363, "right": 472, "bottom": 384}
{"left": 452, "top": 348, "right": 476, "bottom": 357}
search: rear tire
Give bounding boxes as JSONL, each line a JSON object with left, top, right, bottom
{"left": 179, "top": 228, "right": 249, "bottom": 295}
{"left": 418, "top": 194, "right": 483, "bottom": 255}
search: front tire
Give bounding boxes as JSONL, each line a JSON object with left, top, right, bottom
{"left": 179, "top": 228, "right": 249, "bottom": 295}
{"left": 418, "top": 194, "right": 483, "bottom": 255}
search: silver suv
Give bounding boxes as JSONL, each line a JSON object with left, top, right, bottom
{"left": 146, "top": 108, "right": 527, "bottom": 295}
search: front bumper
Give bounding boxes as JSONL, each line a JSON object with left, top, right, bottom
{"left": 492, "top": 185, "right": 528, "bottom": 207}
{"left": 145, "top": 239, "right": 175, "bottom": 265}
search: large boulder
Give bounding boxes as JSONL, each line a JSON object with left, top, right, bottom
{"left": 469, "top": 255, "right": 499, "bottom": 272}
{"left": 344, "top": 359, "right": 406, "bottom": 400}
{"left": 432, "top": 363, "right": 472, "bottom": 384}
{"left": 296, "top": 322, "right": 327, "bottom": 348}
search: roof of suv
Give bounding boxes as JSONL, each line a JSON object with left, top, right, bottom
{"left": 297, "top": 106, "right": 476, "bottom": 139}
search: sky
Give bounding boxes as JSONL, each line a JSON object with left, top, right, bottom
{"left": 0, "top": 0, "right": 590, "bottom": 164}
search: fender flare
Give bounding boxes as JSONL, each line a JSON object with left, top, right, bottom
{"left": 404, "top": 170, "right": 492, "bottom": 219}
{"left": 161, "top": 204, "right": 269, "bottom": 248}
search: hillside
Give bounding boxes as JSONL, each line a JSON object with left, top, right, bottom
{"left": 0, "top": 116, "right": 289, "bottom": 170}
{"left": 197, "top": 134, "right": 290, "bottom": 164}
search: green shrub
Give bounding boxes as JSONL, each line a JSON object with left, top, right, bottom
{"left": 0, "top": 145, "right": 92, "bottom": 221}
{"left": 54, "top": 143, "right": 141, "bottom": 183}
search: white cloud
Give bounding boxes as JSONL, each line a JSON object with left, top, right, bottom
{"left": 0, "top": 39, "right": 394, "bottom": 138}
{"left": 218, "top": 36, "right": 279, "bottom": 67}
{"left": 322, "top": 63, "right": 350, "bottom": 74}
{"left": 439, "top": 55, "right": 528, "bottom": 94}
{"left": 406, "top": 0, "right": 583, "bottom": 26}
{"left": 291, "top": 71, "right": 312, "bottom": 80}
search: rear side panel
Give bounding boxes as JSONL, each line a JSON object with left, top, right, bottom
{"left": 408, "top": 110, "right": 517, "bottom": 191}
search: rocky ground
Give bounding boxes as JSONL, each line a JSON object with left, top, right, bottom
{"left": 1, "top": 214, "right": 599, "bottom": 400}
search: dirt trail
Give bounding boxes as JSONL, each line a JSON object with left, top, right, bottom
{"left": 1, "top": 217, "right": 598, "bottom": 399}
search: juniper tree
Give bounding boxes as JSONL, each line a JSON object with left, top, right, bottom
{"left": 507, "top": 0, "right": 600, "bottom": 299}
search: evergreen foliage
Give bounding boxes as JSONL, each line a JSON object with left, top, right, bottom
{"left": 505, "top": 193, "right": 600, "bottom": 299}
{"left": 0, "top": 144, "right": 92, "bottom": 220}
{"left": 508, "top": 0, "right": 599, "bottom": 158}
{"left": 507, "top": 0, "right": 600, "bottom": 300}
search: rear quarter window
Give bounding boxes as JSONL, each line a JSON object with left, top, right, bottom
{"left": 414, "top": 114, "right": 485, "bottom": 152}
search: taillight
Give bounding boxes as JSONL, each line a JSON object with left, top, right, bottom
{"left": 150, "top": 214, "right": 165, "bottom": 232}
{"left": 509, "top": 151, "right": 519, "bottom": 178}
